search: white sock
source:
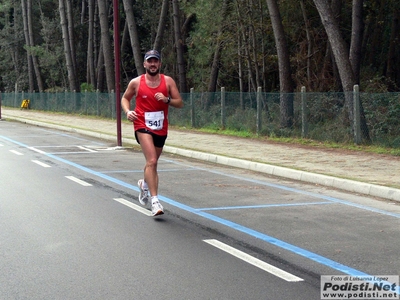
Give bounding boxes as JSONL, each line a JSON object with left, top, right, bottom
{"left": 151, "top": 196, "right": 159, "bottom": 204}
{"left": 142, "top": 180, "right": 148, "bottom": 189}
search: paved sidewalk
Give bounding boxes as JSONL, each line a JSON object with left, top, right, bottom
{"left": 1, "top": 107, "right": 399, "bottom": 202}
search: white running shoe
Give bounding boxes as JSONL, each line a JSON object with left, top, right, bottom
{"left": 151, "top": 200, "right": 164, "bottom": 216}
{"left": 137, "top": 179, "right": 149, "bottom": 206}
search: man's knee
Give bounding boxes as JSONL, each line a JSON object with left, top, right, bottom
{"left": 146, "top": 158, "right": 158, "bottom": 169}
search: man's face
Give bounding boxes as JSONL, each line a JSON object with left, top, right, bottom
{"left": 144, "top": 58, "right": 161, "bottom": 76}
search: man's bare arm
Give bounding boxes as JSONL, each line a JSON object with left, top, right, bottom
{"left": 121, "top": 78, "right": 140, "bottom": 122}
{"left": 166, "top": 76, "right": 183, "bottom": 108}
{"left": 121, "top": 78, "right": 139, "bottom": 113}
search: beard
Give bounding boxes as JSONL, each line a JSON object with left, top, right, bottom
{"left": 146, "top": 67, "right": 160, "bottom": 76}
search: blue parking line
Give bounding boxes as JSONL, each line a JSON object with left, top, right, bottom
{"left": 198, "top": 201, "right": 333, "bottom": 211}
{"left": 161, "top": 195, "right": 369, "bottom": 276}
{"left": 2, "top": 134, "right": 399, "bottom": 285}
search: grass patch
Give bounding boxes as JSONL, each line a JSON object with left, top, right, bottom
{"left": 172, "top": 125, "right": 400, "bottom": 156}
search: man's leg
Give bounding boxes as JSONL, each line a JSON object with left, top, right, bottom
{"left": 136, "top": 131, "right": 163, "bottom": 197}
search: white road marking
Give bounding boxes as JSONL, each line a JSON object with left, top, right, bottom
{"left": 203, "top": 239, "right": 303, "bottom": 282}
{"left": 65, "top": 176, "right": 92, "bottom": 186}
{"left": 28, "top": 147, "right": 47, "bottom": 154}
{"left": 77, "top": 146, "right": 97, "bottom": 153}
{"left": 32, "top": 160, "right": 51, "bottom": 168}
{"left": 10, "top": 150, "right": 23, "bottom": 155}
{"left": 113, "top": 198, "right": 152, "bottom": 216}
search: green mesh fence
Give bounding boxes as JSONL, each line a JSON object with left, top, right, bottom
{"left": 1, "top": 91, "right": 399, "bottom": 148}
{"left": 361, "top": 93, "right": 400, "bottom": 147}
{"left": 1, "top": 92, "right": 116, "bottom": 118}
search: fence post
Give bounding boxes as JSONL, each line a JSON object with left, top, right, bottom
{"left": 221, "top": 87, "right": 226, "bottom": 129}
{"left": 256, "top": 87, "right": 262, "bottom": 135}
{"left": 46, "top": 92, "right": 49, "bottom": 111}
{"left": 84, "top": 89, "right": 87, "bottom": 115}
{"left": 301, "top": 86, "right": 308, "bottom": 138}
{"left": 14, "top": 83, "right": 18, "bottom": 107}
{"left": 111, "top": 89, "right": 115, "bottom": 119}
{"left": 353, "top": 84, "right": 361, "bottom": 144}
{"left": 73, "top": 90, "right": 77, "bottom": 112}
{"left": 190, "top": 88, "right": 196, "bottom": 128}
{"left": 64, "top": 90, "right": 67, "bottom": 112}
{"left": 96, "top": 89, "right": 100, "bottom": 116}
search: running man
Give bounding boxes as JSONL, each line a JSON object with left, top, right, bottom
{"left": 121, "top": 49, "right": 183, "bottom": 216}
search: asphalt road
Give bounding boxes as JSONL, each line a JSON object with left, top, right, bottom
{"left": 1, "top": 121, "right": 399, "bottom": 299}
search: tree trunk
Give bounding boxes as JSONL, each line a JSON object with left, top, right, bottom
{"left": 153, "top": 0, "right": 169, "bottom": 51}
{"left": 59, "top": 0, "right": 77, "bottom": 91}
{"left": 313, "top": 0, "right": 370, "bottom": 142}
{"left": 266, "top": 0, "right": 294, "bottom": 128}
{"left": 122, "top": 0, "right": 145, "bottom": 75}
{"left": 21, "top": 0, "right": 34, "bottom": 92}
{"left": 172, "top": 0, "right": 187, "bottom": 92}
{"left": 10, "top": 0, "right": 21, "bottom": 89}
{"left": 87, "top": 0, "right": 96, "bottom": 87}
{"left": 80, "top": 0, "right": 85, "bottom": 25}
{"left": 238, "top": 38, "right": 244, "bottom": 108}
{"left": 235, "top": 0, "right": 256, "bottom": 93}
{"left": 250, "top": 25, "right": 261, "bottom": 88}
{"left": 207, "top": 45, "right": 221, "bottom": 94}
{"left": 330, "top": 0, "right": 342, "bottom": 90}
{"left": 98, "top": 0, "right": 115, "bottom": 92}
{"left": 93, "top": 1, "right": 99, "bottom": 82}
{"left": 258, "top": 0, "right": 267, "bottom": 92}
{"left": 27, "top": 0, "right": 44, "bottom": 91}
{"left": 349, "top": 0, "right": 363, "bottom": 84}
{"left": 207, "top": 0, "right": 230, "bottom": 94}
{"left": 366, "top": 0, "right": 386, "bottom": 67}
{"left": 247, "top": 1, "right": 261, "bottom": 89}
{"left": 313, "top": 0, "right": 354, "bottom": 90}
{"left": 121, "top": 21, "right": 129, "bottom": 77}
{"left": 96, "top": 43, "right": 105, "bottom": 92}
{"left": 66, "top": 0, "right": 78, "bottom": 91}
{"left": 386, "top": 3, "right": 400, "bottom": 90}
{"left": 300, "top": 0, "right": 312, "bottom": 88}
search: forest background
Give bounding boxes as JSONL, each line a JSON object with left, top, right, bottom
{"left": 1, "top": 0, "right": 399, "bottom": 94}
{"left": 0, "top": 0, "right": 399, "bottom": 147}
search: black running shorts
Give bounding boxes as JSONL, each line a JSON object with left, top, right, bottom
{"left": 135, "top": 128, "right": 167, "bottom": 148}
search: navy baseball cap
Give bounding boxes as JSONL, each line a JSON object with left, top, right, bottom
{"left": 144, "top": 50, "right": 160, "bottom": 61}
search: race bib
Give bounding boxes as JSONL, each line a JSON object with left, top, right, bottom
{"left": 145, "top": 111, "right": 164, "bottom": 130}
